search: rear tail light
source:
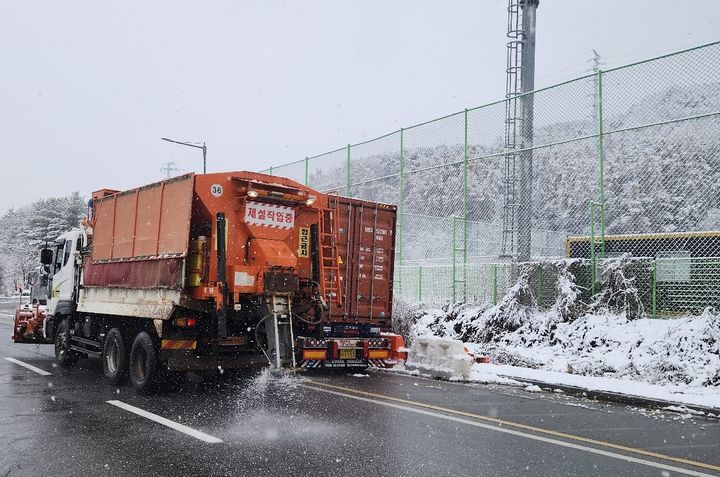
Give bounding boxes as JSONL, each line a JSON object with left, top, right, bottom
{"left": 304, "top": 338, "right": 327, "bottom": 348}
{"left": 174, "top": 317, "right": 197, "bottom": 327}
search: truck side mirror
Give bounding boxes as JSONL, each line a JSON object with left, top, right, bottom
{"left": 40, "top": 248, "right": 53, "bottom": 265}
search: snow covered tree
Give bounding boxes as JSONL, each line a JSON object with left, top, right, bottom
{"left": 0, "top": 192, "right": 86, "bottom": 292}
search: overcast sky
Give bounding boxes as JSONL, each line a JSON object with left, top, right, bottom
{"left": 1, "top": 0, "right": 718, "bottom": 214}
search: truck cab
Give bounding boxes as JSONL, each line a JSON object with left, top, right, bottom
{"left": 43, "top": 228, "right": 86, "bottom": 341}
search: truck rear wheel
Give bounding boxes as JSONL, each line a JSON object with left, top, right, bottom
{"left": 54, "top": 319, "right": 77, "bottom": 367}
{"left": 103, "top": 328, "right": 128, "bottom": 385}
{"left": 129, "top": 331, "right": 160, "bottom": 394}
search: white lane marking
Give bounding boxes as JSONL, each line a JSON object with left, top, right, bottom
{"left": 4, "top": 357, "right": 52, "bottom": 376}
{"left": 302, "top": 385, "right": 716, "bottom": 477}
{"left": 106, "top": 400, "right": 223, "bottom": 444}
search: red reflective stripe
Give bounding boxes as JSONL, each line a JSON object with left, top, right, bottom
{"left": 161, "top": 340, "right": 197, "bottom": 350}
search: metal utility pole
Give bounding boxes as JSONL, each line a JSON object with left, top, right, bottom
{"left": 160, "top": 161, "right": 180, "bottom": 179}
{"left": 502, "top": 0, "right": 538, "bottom": 262}
{"left": 161, "top": 137, "right": 207, "bottom": 174}
{"left": 517, "top": 0, "right": 538, "bottom": 262}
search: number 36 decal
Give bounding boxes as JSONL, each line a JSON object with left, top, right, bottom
{"left": 210, "top": 184, "right": 224, "bottom": 197}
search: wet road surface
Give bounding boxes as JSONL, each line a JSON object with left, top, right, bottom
{"left": 1, "top": 303, "right": 719, "bottom": 476}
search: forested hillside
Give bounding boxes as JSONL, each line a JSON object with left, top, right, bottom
{"left": 0, "top": 193, "right": 86, "bottom": 293}
{"left": 305, "top": 82, "right": 720, "bottom": 260}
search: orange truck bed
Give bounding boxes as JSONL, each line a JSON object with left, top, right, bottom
{"left": 83, "top": 172, "right": 398, "bottom": 326}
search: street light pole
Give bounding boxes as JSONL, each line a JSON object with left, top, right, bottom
{"left": 161, "top": 137, "right": 207, "bottom": 174}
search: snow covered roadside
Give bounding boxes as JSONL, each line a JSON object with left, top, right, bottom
{"left": 394, "top": 258, "right": 720, "bottom": 412}
{"left": 402, "top": 308, "right": 720, "bottom": 412}
{"left": 412, "top": 307, "right": 720, "bottom": 385}
{"left": 391, "top": 334, "right": 720, "bottom": 412}
{"left": 478, "top": 363, "right": 720, "bottom": 412}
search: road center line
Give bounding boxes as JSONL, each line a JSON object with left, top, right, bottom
{"left": 106, "top": 400, "right": 223, "bottom": 444}
{"left": 301, "top": 383, "right": 719, "bottom": 477}
{"left": 4, "top": 357, "right": 52, "bottom": 376}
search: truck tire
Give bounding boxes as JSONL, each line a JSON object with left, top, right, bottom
{"left": 129, "top": 331, "right": 160, "bottom": 394}
{"left": 103, "top": 328, "right": 128, "bottom": 385}
{"left": 54, "top": 319, "right": 77, "bottom": 367}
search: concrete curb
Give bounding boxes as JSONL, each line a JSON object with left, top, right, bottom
{"left": 500, "top": 374, "right": 720, "bottom": 416}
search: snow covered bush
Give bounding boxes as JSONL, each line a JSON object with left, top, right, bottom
{"left": 406, "top": 258, "right": 720, "bottom": 388}
{"left": 587, "top": 254, "right": 648, "bottom": 319}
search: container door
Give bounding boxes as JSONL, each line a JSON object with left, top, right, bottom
{"left": 347, "top": 204, "right": 393, "bottom": 323}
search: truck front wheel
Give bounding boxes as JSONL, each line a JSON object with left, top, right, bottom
{"left": 54, "top": 319, "right": 77, "bottom": 367}
{"left": 103, "top": 328, "right": 128, "bottom": 385}
{"left": 129, "top": 331, "right": 160, "bottom": 394}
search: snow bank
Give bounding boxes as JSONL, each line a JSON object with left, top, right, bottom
{"left": 412, "top": 305, "right": 720, "bottom": 389}
{"left": 398, "top": 258, "right": 720, "bottom": 403}
{"left": 405, "top": 336, "right": 473, "bottom": 380}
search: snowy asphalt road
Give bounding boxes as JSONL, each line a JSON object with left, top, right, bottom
{"left": 1, "top": 304, "right": 719, "bottom": 476}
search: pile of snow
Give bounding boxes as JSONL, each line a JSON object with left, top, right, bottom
{"left": 398, "top": 257, "right": 720, "bottom": 393}
{"left": 412, "top": 305, "right": 720, "bottom": 389}
{"left": 405, "top": 336, "right": 473, "bottom": 380}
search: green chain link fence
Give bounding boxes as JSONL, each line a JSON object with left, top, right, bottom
{"left": 261, "top": 41, "right": 720, "bottom": 314}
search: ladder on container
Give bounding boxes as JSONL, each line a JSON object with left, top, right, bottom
{"left": 320, "top": 194, "right": 343, "bottom": 313}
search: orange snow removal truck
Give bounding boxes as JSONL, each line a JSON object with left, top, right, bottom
{"left": 73, "top": 170, "right": 402, "bottom": 377}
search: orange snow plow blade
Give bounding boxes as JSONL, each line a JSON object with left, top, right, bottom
{"left": 12, "top": 304, "right": 50, "bottom": 344}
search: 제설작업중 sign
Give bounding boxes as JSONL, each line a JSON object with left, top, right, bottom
{"left": 244, "top": 201, "right": 295, "bottom": 229}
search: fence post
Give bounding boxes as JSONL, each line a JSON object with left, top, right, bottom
{"left": 597, "top": 69, "right": 607, "bottom": 258}
{"left": 590, "top": 202, "right": 596, "bottom": 297}
{"left": 418, "top": 266, "right": 423, "bottom": 302}
{"left": 304, "top": 156, "right": 309, "bottom": 186}
{"left": 397, "top": 128, "right": 404, "bottom": 295}
{"left": 651, "top": 260, "right": 657, "bottom": 319}
{"left": 536, "top": 265, "right": 543, "bottom": 308}
{"left": 452, "top": 217, "right": 457, "bottom": 303}
{"left": 346, "top": 144, "right": 351, "bottom": 196}
{"left": 463, "top": 109, "right": 469, "bottom": 301}
{"left": 493, "top": 265, "right": 498, "bottom": 305}
{"left": 590, "top": 202, "right": 604, "bottom": 296}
